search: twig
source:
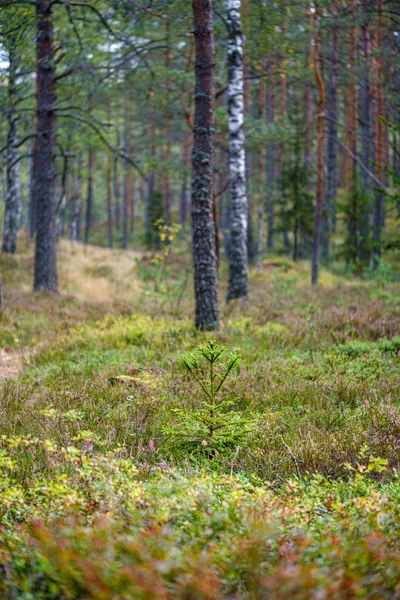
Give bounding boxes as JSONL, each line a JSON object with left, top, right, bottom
{"left": 280, "top": 435, "right": 301, "bottom": 479}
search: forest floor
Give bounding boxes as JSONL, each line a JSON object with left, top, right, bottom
{"left": 1, "top": 234, "right": 400, "bottom": 598}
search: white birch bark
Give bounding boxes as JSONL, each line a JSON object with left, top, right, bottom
{"left": 226, "top": 0, "right": 248, "bottom": 301}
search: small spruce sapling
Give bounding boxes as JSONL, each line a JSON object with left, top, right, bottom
{"left": 164, "top": 340, "right": 253, "bottom": 458}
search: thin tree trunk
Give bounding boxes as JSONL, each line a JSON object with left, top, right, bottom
{"left": 311, "top": 1, "right": 326, "bottom": 285}
{"left": 84, "top": 147, "right": 93, "bottom": 245}
{"left": 164, "top": 18, "right": 172, "bottom": 225}
{"left": 346, "top": 0, "right": 358, "bottom": 262}
{"left": 107, "top": 151, "right": 113, "bottom": 249}
{"left": 266, "top": 57, "right": 275, "bottom": 250}
{"left": 191, "top": 0, "right": 219, "bottom": 330}
{"left": 373, "top": 0, "right": 384, "bottom": 268}
{"left": 122, "top": 86, "right": 132, "bottom": 250}
{"left": 358, "top": 0, "right": 372, "bottom": 264}
{"left": 71, "top": 153, "right": 82, "bottom": 244}
{"left": 2, "top": 48, "right": 21, "bottom": 255}
{"left": 256, "top": 60, "right": 266, "bottom": 272}
{"left": 321, "top": 13, "right": 338, "bottom": 260}
{"left": 33, "top": 0, "right": 58, "bottom": 291}
{"left": 226, "top": 0, "right": 248, "bottom": 302}
{"left": 145, "top": 87, "right": 156, "bottom": 244}
{"left": 113, "top": 156, "right": 121, "bottom": 229}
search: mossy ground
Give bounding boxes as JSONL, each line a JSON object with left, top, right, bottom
{"left": 1, "top": 232, "right": 400, "bottom": 597}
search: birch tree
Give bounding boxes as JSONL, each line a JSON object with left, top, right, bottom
{"left": 226, "top": 0, "right": 248, "bottom": 302}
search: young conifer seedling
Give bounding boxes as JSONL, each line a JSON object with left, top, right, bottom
{"left": 164, "top": 340, "right": 253, "bottom": 458}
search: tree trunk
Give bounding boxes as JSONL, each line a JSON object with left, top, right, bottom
{"left": 2, "top": 49, "right": 21, "bottom": 255}
{"left": 311, "top": 1, "right": 325, "bottom": 285}
{"left": 191, "top": 0, "right": 219, "bottom": 330}
{"left": 107, "top": 151, "right": 113, "bottom": 249}
{"left": 71, "top": 153, "right": 82, "bottom": 244}
{"left": 226, "top": 0, "right": 248, "bottom": 302}
{"left": 113, "top": 156, "right": 121, "bottom": 229}
{"left": 321, "top": 14, "right": 338, "bottom": 260}
{"left": 373, "top": 0, "right": 384, "bottom": 268}
{"left": 33, "top": 0, "right": 58, "bottom": 292}
{"left": 122, "top": 84, "right": 132, "bottom": 250}
{"left": 256, "top": 61, "right": 266, "bottom": 272}
{"left": 84, "top": 147, "right": 93, "bottom": 245}
{"left": 346, "top": 0, "right": 358, "bottom": 262}
{"left": 358, "top": 0, "right": 372, "bottom": 264}
{"left": 266, "top": 57, "right": 275, "bottom": 250}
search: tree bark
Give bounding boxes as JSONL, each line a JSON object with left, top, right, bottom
{"left": 321, "top": 13, "right": 338, "bottom": 260}
{"left": 84, "top": 147, "right": 94, "bottom": 245}
{"left": 226, "top": 0, "right": 248, "bottom": 302}
{"left": 266, "top": 57, "right": 275, "bottom": 250}
{"left": 71, "top": 153, "right": 82, "bottom": 243}
{"left": 311, "top": 1, "right": 325, "bottom": 285}
{"left": 191, "top": 0, "right": 219, "bottom": 330}
{"left": 256, "top": 60, "right": 266, "bottom": 272}
{"left": 2, "top": 48, "right": 21, "bottom": 255}
{"left": 107, "top": 151, "right": 113, "bottom": 249}
{"left": 122, "top": 83, "right": 132, "bottom": 250}
{"left": 33, "top": 0, "right": 58, "bottom": 292}
{"left": 358, "top": 0, "right": 372, "bottom": 264}
{"left": 113, "top": 156, "right": 121, "bottom": 229}
{"left": 373, "top": 0, "right": 384, "bottom": 268}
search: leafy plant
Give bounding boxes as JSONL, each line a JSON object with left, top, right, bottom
{"left": 164, "top": 340, "right": 253, "bottom": 458}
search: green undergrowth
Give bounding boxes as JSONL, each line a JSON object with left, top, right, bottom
{"left": 1, "top": 249, "right": 400, "bottom": 598}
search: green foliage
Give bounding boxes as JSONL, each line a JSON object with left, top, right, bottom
{"left": 164, "top": 340, "right": 253, "bottom": 457}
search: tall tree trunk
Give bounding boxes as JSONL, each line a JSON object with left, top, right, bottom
{"left": 256, "top": 61, "right": 266, "bottom": 272}
{"left": 226, "top": 0, "right": 248, "bottom": 302}
{"left": 107, "top": 151, "right": 113, "bottom": 249}
{"left": 145, "top": 87, "right": 156, "bottom": 244}
{"left": 278, "top": 29, "right": 289, "bottom": 251}
{"left": 358, "top": 0, "right": 372, "bottom": 264}
{"left": 33, "top": 0, "right": 58, "bottom": 291}
{"left": 321, "top": 13, "right": 339, "bottom": 260}
{"left": 84, "top": 147, "right": 93, "bottom": 245}
{"left": 113, "top": 156, "right": 121, "bottom": 229}
{"left": 122, "top": 87, "right": 132, "bottom": 250}
{"left": 373, "top": 0, "right": 384, "bottom": 268}
{"left": 164, "top": 18, "right": 172, "bottom": 225}
{"left": 266, "top": 57, "right": 275, "bottom": 250}
{"left": 191, "top": 0, "right": 219, "bottom": 330}
{"left": 346, "top": 0, "right": 358, "bottom": 262}
{"left": 2, "top": 48, "right": 21, "bottom": 255}
{"left": 311, "top": 1, "right": 325, "bottom": 285}
{"left": 179, "top": 136, "right": 190, "bottom": 233}
{"left": 57, "top": 156, "right": 68, "bottom": 238}
{"left": 71, "top": 153, "right": 82, "bottom": 244}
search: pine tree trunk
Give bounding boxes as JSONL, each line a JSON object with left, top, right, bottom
{"left": 33, "top": 0, "right": 58, "bottom": 292}
{"left": 226, "top": 0, "right": 248, "bottom": 302}
{"left": 113, "top": 156, "right": 121, "bottom": 229}
{"left": 256, "top": 61, "right": 266, "bottom": 272}
{"left": 311, "top": 1, "right": 325, "bottom": 285}
{"left": 321, "top": 15, "right": 338, "bottom": 260}
{"left": 266, "top": 57, "right": 275, "bottom": 250}
{"left": 373, "top": 0, "right": 384, "bottom": 268}
{"left": 107, "top": 151, "right": 113, "bottom": 249}
{"left": 84, "top": 147, "right": 93, "bottom": 245}
{"left": 2, "top": 49, "right": 21, "bottom": 255}
{"left": 358, "top": 0, "right": 372, "bottom": 264}
{"left": 122, "top": 83, "right": 133, "bottom": 250}
{"left": 71, "top": 154, "right": 82, "bottom": 244}
{"left": 346, "top": 1, "right": 358, "bottom": 262}
{"left": 191, "top": 0, "right": 219, "bottom": 330}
